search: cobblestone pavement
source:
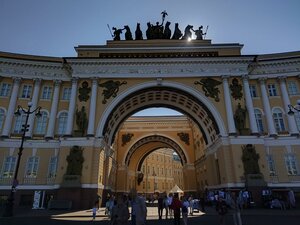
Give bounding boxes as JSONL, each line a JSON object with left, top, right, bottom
{"left": 1, "top": 206, "right": 300, "bottom": 225}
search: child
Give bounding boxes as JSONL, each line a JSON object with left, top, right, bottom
{"left": 92, "top": 202, "right": 98, "bottom": 221}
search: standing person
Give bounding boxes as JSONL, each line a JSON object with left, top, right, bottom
{"left": 163, "top": 194, "right": 169, "bottom": 219}
{"left": 92, "top": 201, "right": 98, "bottom": 221}
{"left": 216, "top": 198, "right": 228, "bottom": 225}
{"left": 188, "top": 195, "right": 194, "bottom": 215}
{"left": 110, "top": 194, "right": 130, "bottom": 225}
{"left": 171, "top": 193, "right": 182, "bottom": 225}
{"left": 157, "top": 193, "right": 164, "bottom": 220}
{"left": 130, "top": 189, "right": 147, "bottom": 225}
{"left": 168, "top": 193, "right": 174, "bottom": 219}
{"left": 230, "top": 193, "right": 242, "bottom": 225}
{"left": 182, "top": 197, "right": 189, "bottom": 225}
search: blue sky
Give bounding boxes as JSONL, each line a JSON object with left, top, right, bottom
{"left": 0, "top": 0, "right": 299, "bottom": 57}
{"left": 1, "top": 0, "right": 299, "bottom": 116}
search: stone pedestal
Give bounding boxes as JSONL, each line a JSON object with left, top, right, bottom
{"left": 246, "top": 174, "right": 267, "bottom": 207}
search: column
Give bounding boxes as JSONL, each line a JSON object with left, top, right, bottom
{"left": 65, "top": 78, "right": 78, "bottom": 136}
{"left": 1, "top": 77, "right": 21, "bottom": 137}
{"left": 278, "top": 76, "right": 299, "bottom": 135}
{"left": 26, "top": 78, "right": 41, "bottom": 137}
{"left": 242, "top": 75, "right": 259, "bottom": 134}
{"left": 222, "top": 76, "right": 236, "bottom": 135}
{"left": 45, "top": 80, "right": 61, "bottom": 139}
{"left": 87, "top": 78, "right": 98, "bottom": 136}
{"left": 259, "top": 78, "right": 277, "bottom": 136}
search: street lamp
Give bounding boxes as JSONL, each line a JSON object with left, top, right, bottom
{"left": 3, "top": 102, "right": 41, "bottom": 217}
{"left": 288, "top": 100, "right": 300, "bottom": 116}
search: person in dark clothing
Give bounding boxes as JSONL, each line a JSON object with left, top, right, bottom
{"left": 157, "top": 193, "right": 164, "bottom": 220}
{"left": 171, "top": 193, "right": 182, "bottom": 225}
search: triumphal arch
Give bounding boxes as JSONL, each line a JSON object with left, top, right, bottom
{"left": 1, "top": 17, "right": 300, "bottom": 209}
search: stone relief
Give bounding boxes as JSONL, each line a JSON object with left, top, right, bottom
{"left": 194, "top": 78, "right": 222, "bottom": 102}
{"left": 98, "top": 80, "right": 127, "bottom": 104}
{"left": 78, "top": 81, "right": 91, "bottom": 102}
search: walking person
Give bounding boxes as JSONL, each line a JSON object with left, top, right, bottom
{"left": 92, "top": 201, "right": 99, "bottom": 221}
{"left": 163, "top": 194, "right": 169, "bottom": 219}
{"left": 110, "top": 194, "right": 130, "bottom": 225}
{"left": 231, "top": 193, "right": 243, "bottom": 225}
{"left": 157, "top": 193, "right": 164, "bottom": 220}
{"left": 168, "top": 193, "right": 174, "bottom": 219}
{"left": 216, "top": 197, "right": 228, "bottom": 225}
{"left": 171, "top": 193, "right": 182, "bottom": 225}
{"left": 182, "top": 197, "right": 189, "bottom": 225}
{"left": 129, "top": 189, "right": 147, "bottom": 225}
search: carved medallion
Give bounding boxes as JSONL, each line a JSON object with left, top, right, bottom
{"left": 230, "top": 78, "right": 243, "bottom": 100}
{"left": 99, "top": 80, "right": 127, "bottom": 104}
{"left": 194, "top": 78, "right": 222, "bottom": 102}
{"left": 122, "top": 133, "right": 134, "bottom": 146}
{"left": 177, "top": 132, "right": 190, "bottom": 145}
{"left": 78, "top": 81, "right": 91, "bottom": 102}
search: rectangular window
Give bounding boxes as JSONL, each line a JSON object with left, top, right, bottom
{"left": 295, "top": 113, "right": 300, "bottom": 131}
{"left": 13, "top": 114, "right": 27, "bottom": 134}
{"left": 285, "top": 154, "right": 298, "bottom": 175}
{"left": 266, "top": 155, "right": 276, "bottom": 176}
{"left": 1, "top": 156, "right": 16, "bottom": 178}
{"left": 62, "top": 87, "right": 71, "bottom": 100}
{"left": 21, "top": 85, "right": 32, "bottom": 98}
{"left": 0, "top": 83, "right": 12, "bottom": 97}
{"left": 249, "top": 84, "right": 257, "bottom": 97}
{"left": 48, "top": 156, "right": 58, "bottom": 178}
{"left": 25, "top": 156, "right": 39, "bottom": 178}
{"left": 41, "top": 86, "right": 53, "bottom": 99}
{"left": 288, "top": 81, "right": 299, "bottom": 95}
{"left": 267, "top": 84, "right": 277, "bottom": 96}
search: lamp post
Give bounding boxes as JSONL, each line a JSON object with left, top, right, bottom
{"left": 3, "top": 102, "right": 41, "bottom": 217}
{"left": 288, "top": 100, "right": 300, "bottom": 115}
{"left": 153, "top": 171, "right": 157, "bottom": 193}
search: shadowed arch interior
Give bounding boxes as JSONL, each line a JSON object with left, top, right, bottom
{"left": 102, "top": 87, "right": 220, "bottom": 146}
{"left": 125, "top": 135, "right": 187, "bottom": 169}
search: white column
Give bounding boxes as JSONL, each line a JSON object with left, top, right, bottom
{"left": 87, "top": 78, "right": 98, "bottom": 136}
{"left": 45, "top": 80, "right": 61, "bottom": 139}
{"left": 26, "top": 78, "right": 41, "bottom": 137}
{"left": 259, "top": 78, "right": 277, "bottom": 136}
{"left": 278, "top": 76, "right": 299, "bottom": 135}
{"left": 65, "top": 78, "right": 78, "bottom": 136}
{"left": 242, "top": 75, "right": 259, "bottom": 134}
{"left": 222, "top": 76, "right": 236, "bottom": 135}
{"left": 1, "top": 77, "right": 21, "bottom": 137}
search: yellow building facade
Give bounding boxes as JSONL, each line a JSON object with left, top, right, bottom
{"left": 0, "top": 38, "right": 300, "bottom": 209}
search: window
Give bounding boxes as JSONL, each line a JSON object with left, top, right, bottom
{"left": 288, "top": 81, "right": 298, "bottom": 95}
{"left": 57, "top": 112, "right": 68, "bottom": 135}
{"left": 13, "top": 113, "right": 26, "bottom": 134}
{"left": 266, "top": 155, "right": 276, "bottom": 176}
{"left": 0, "top": 108, "right": 5, "bottom": 132}
{"left": 254, "top": 109, "right": 264, "bottom": 133}
{"left": 1, "top": 156, "right": 16, "bottom": 178}
{"left": 273, "top": 108, "right": 285, "bottom": 132}
{"left": 25, "top": 156, "right": 39, "bottom": 177}
{"left": 249, "top": 84, "right": 258, "bottom": 97}
{"left": 285, "top": 154, "right": 298, "bottom": 175}
{"left": 21, "top": 84, "right": 32, "bottom": 98}
{"left": 0, "top": 83, "right": 12, "bottom": 97}
{"left": 48, "top": 156, "right": 58, "bottom": 178}
{"left": 41, "top": 86, "right": 52, "bottom": 99}
{"left": 62, "top": 87, "right": 71, "bottom": 100}
{"left": 35, "top": 111, "right": 48, "bottom": 134}
{"left": 267, "top": 84, "right": 277, "bottom": 96}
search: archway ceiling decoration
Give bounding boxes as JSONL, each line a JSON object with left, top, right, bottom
{"left": 125, "top": 135, "right": 186, "bottom": 168}
{"left": 103, "top": 87, "right": 219, "bottom": 146}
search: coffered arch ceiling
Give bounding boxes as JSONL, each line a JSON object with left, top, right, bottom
{"left": 100, "top": 85, "right": 223, "bottom": 146}
{"left": 125, "top": 135, "right": 187, "bottom": 169}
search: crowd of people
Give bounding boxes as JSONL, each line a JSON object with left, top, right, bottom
{"left": 90, "top": 188, "right": 296, "bottom": 225}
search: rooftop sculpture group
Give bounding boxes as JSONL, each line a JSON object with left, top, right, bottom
{"left": 108, "top": 11, "right": 208, "bottom": 41}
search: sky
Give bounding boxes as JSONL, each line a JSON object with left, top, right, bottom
{"left": 0, "top": 0, "right": 300, "bottom": 58}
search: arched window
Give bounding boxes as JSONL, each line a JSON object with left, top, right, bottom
{"left": 273, "top": 108, "right": 286, "bottom": 132}
{"left": 13, "top": 113, "right": 26, "bottom": 134}
{"left": 254, "top": 109, "right": 264, "bottom": 133}
{"left": 0, "top": 108, "right": 5, "bottom": 132}
{"left": 57, "top": 112, "right": 68, "bottom": 135}
{"left": 35, "top": 111, "right": 48, "bottom": 135}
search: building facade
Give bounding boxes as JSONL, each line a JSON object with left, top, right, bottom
{"left": 0, "top": 37, "right": 300, "bottom": 209}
